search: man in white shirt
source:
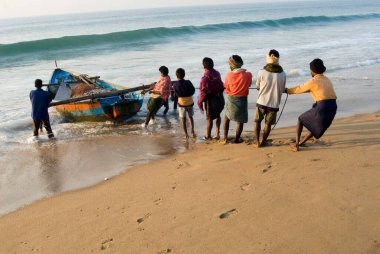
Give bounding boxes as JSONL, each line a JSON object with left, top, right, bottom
{"left": 254, "top": 49, "right": 286, "bottom": 147}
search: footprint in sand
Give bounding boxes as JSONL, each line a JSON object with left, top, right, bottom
{"left": 216, "top": 158, "right": 232, "bottom": 162}
{"left": 272, "top": 140, "right": 286, "bottom": 146}
{"left": 219, "top": 209, "right": 238, "bottom": 219}
{"left": 312, "top": 139, "right": 330, "bottom": 146}
{"left": 100, "top": 238, "right": 113, "bottom": 250}
{"left": 240, "top": 183, "right": 250, "bottom": 191}
{"left": 279, "top": 138, "right": 296, "bottom": 145}
{"left": 262, "top": 163, "right": 272, "bottom": 174}
{"left": 360, "top": 163, "right": 373, "bottom": 168}
{"left": 176, "top": 161, "right": 190, "bottom": 169}
{"left": 137, "top": 213, "right": 151, "bottom": 224}
{"left": 266, "top": 153, "right": 274, "bottom": 158}
{"left": 154, "top": 198, "right": 163, "bottom": 205}
{"left": 157, "top": 248, "right": 172, "bottom": 254}
{"left": 368, "top": 240, "right": 380, "bottom": 254}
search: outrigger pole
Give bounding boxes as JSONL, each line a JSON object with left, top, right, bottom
{"left": 49, "top": 83, "right": 155, "bottom": 107}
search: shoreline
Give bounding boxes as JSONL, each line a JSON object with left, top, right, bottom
{"left": 1, "top": 111, "right": 380, "bottom": 253}
{"left": 0, "top": 107, "right": 375, "bottom": 217}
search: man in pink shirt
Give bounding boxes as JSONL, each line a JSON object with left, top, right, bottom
{"left": 223, "top": 55, "right": 252, "bottom": 143}
{"left": 142, "top": 66, "right": 171, "bottom": 127}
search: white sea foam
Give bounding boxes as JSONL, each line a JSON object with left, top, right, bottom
{"left": 286, "top": 69, "right": 309, "bottom": 77}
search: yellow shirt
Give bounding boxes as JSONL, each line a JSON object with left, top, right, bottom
{"left": 287, "top": 74, "right": 337, "bottom": 102}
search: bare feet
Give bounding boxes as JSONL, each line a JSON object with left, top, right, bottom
{"left": 220, "top": 139, "right": 228, "bottom": 145}
{"left": 192, "top": 132, "right": 197, "bottom": 138}
{"left": 290, "top": 144, "right": 299, "bottom": 152}
{"left": 202, "top": 136, "right": 211, "bottom": 141}
{"left": 233, "top": 138, "right": 243, "bottom": 144}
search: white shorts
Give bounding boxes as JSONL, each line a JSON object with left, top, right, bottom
{"left": 179, "top": 106, "right": 194, "bottom": 119}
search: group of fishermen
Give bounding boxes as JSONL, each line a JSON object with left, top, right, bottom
{"left": 30, "top": 49, "right": 337, "bottom": 151}
{"left": 138, "top": 49, "right": 337, "bottom": 151}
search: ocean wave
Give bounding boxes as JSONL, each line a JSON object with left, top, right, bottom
{"left": 0, "top": 118, "right": 32, "bottom": 132}
{"left": 286, "top": 69, "right": 310, "bottom": 77}
{"left": 337, "top": 58, "right": 380, "bottom": 69}
{"left": 286, "top": 58, "right": 380, "bottom": 78}
{"left": 1, "top": 13, "right": 379, "bottom": 59}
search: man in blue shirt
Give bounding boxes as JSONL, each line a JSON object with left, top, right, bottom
{"left": 30, "top": 79, "right": 54, "bottom": 139}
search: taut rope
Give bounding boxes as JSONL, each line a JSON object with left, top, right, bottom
{"left": 271, "top": 93, "right": 288, "bottom": 131}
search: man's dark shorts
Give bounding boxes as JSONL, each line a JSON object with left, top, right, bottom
{"left": 254, "top": 107, "right": 277, "bottom": 125}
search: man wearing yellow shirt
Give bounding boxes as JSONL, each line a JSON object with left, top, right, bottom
{"left": 286, "top": 58, "right": 337, "bottom": 151}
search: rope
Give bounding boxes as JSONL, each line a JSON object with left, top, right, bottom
{"left": 271, "top": 93, "right": 288, "bottom": 131}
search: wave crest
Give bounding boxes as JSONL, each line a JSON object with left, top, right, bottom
{"left": 1, "top": 13, "right": 379, "bottom": 59}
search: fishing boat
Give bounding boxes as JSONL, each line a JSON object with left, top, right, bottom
{"left": 47, "top": 69, "right": 149, "bottom": 122}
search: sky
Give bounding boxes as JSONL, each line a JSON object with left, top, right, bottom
{"left": 0, "top": 0, "right": 302, "bottom": 19}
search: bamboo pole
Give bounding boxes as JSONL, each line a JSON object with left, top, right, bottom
{"left": 42, "top": 82, "right": 78, "bottom": 87}
{"left": 49, "top": 83, "right": 155, "bottom": 107}
{"left": 42, "top": 76, "right": 100, "bottom": 87}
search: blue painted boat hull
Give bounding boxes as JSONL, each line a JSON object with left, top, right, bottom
{"left": 49, "top": 69, "right": 144, "bottom": 122}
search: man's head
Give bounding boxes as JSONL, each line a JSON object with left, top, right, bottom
{"left": 267, "top": 49, "right": 280, "bottom": 64}
{"left": 269, "top": 49, "right": 280, "bottom": 58}
{"left": 309, "top": 58, "right": 326, "bottom": 76}
{"left": 202, "top": 57, "right": 214, "bottom": 70}
{"left": 229, "top": 55, "right": 243, "bottom": 71}
{"left": 159, "top": 66, "right": 169, "bottom": 76}
{"left": 176, "top": 68, "right": 185, "bottom": 80}
{"left": 35, "top": 79, "right": 43, "bottom": 89}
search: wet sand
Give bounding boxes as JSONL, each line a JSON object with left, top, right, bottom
{"left": 0, "top": 132, "right": 186, "bottom": 216}
{"left": 1, "top": 112, "right": 380, "bottom": 253}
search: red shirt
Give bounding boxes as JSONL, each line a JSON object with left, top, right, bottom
{"left": 224, "top": 69, "right": 252, "bottom": 97}
{"left": 153, "top": 75, "right": 171, "bottom": 100}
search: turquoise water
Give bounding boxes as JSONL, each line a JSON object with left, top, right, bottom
{"left": 0, "top": 0, "right": 379, "bottom": 215}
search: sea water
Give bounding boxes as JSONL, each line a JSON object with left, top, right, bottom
{"left": 0, "top": 0, "right": 379, "bottom": 215}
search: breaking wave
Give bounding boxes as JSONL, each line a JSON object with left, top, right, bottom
{"left": 1, "top": 13, "right": 379, "bottom": 58}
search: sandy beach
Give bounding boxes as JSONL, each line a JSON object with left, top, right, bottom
{"left": 1, "top": 1, "right": 380, "bottom": 253}
{"left": 1, "top": 112, "right": 380, "bottom": 254}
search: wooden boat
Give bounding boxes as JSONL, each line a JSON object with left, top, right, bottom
{"left": 47, "top": 69, "right": 149, "bottom": 122}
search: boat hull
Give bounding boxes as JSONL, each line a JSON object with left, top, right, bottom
{"left": 55, "top": 99, "right": 143, "bottom": 122}
{"left": 49, "top": 69, "right": 144, "bottom": 122}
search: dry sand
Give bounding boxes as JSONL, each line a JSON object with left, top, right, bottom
{"left": 1, "top": 112, "right": 380, "bottom": 254}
